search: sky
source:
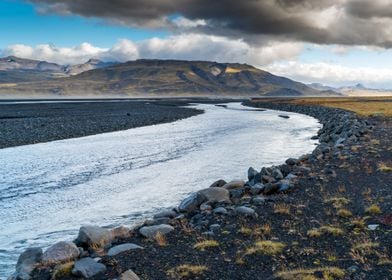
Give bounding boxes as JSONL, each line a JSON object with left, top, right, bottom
{"left": 2, "top": 0, "right": 392, "bottom": 88}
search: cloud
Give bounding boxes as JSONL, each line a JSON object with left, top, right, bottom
{"left": 28, "top": 0, "right": 392, "bottom": 48}
{"left": 1, "top": 34, "right": 303, "bottom": 66}
{"left": 267, "top": 61, "right": 392, "bottom": 88}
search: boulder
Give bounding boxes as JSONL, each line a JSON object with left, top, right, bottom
{"left": 248, "top": 167, "right": 259, "bottom": 181}
{"left": 139, "top": 225, "right": 174, "bottom": 238}
{"left": 120, "top": 269, "right": 141, "bottom": 280}
{"left": 42, "top": 241, "right": 79, "bottom": 264}
{"left": 72, "top": 258, "right": 106, "bottom": 278}
{"left": 285, "top": 158, "right": 298, "bottom": 166}
{"left": 178, "top": 192, "right": 205, "bottom": 213}
{"left": 222, "top": 181, "right": 245, "bottom": 190}
{"left": 76, "top": 226, "right": 112, "bottom": 250}
{"left": 272, "top": 168, "right": 284, "bottom": 179}
{"left": 235, "top": 206, "right": 256, "bottom": 217}
{"left": 11, "top": 248, "right": 42, "bottom": 280}
{"left": 250, "top": 183, "right": 264, "bottom": 195}
{"left": 153, "top": 209, "right": 177, "bottom": 219}
{"left": 111, "top": 226, "right": 131, "bottom": 240}
{"left": 209, "top": 179, "right": 227, "bottom": 188}
{"left": 107, "top": 243, "right": 143, "bottom": 257}
{"left": 213, "top": 207, "right": 228, "bottom": 215}
{"left": 199, "top": 187, "right": 231, "bottom": 203}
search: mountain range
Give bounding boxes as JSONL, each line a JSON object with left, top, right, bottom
{"left": 0, "top": 56, "right": 338, "bottom": 97}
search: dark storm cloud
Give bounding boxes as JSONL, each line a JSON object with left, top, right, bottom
{"left": 29, "top": 0, "right": 392, "bottom": 47}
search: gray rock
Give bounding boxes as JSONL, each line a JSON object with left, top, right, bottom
{"left": 277, "top": 179, "right": 292, "bottom": 192}
{"left": 285, "top": 158, "right": 298, "bottom": 166}
{"left": 120, "top": 269, "right": 141, "bottom": 280}
{"left": 250, "top": 183, "right": 264, "bottom": 195}
{"left": 209, "top": 224, "right": 221, "bottom": 233}
{"left": 248, "top": 167, "right": 258, "bottom": 181}
{"left": 178, "top": 192, "right": 205, "bottom": 213}
{"left": 153, "top": 209, "right": 177, "bottom": 219}
{"left": 272, "top": 168, "right": 284, "bottom": 179}
{"left": 285, "top": 173, "right": 297, "bottom": 180}
{"left": 72, "top": 257, "right": 107, "bottom": 278}
{"left": 198, "top": 187, "right": 231, "bottom": 204}
{"left": 213, "top": 207, "right": 228, "bottom": 215}
{"left": 222, "top": 180, "right": 246, "bottom": 190}
{"left": 139, "top": 224, "right": 174, "bottom": 238}
{"left": 229, "top": 188, "right": 245, "bottom": 199}
{"left": 153, "top": 217, "right": 172, "bottom": 225}
{"left": 107, "top": 243, "right": 143, "bottom": 256}
{"left": 235, "top": 206, "right": 256, "bottom": 217}
{"left": 252, "top": 196, "right": 266, "bottom": 206}
{"left": 12, "top": 247, "right": 42, "bottom": 280}
{"left": 42, "top": 241, "right": 79, "bottom": 264}
{"left": 111, "top": 226, "right": 131, "bottom": 240}
{"left": 76, "top": 226, "right": 112, "bottom": 249}
{"left": 279, "top": 114, "right": 290, "bottom": 119}
{"left": 209, "top": 179, "right": 227, "bottom": 188}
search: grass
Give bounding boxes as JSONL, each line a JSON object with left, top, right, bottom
{"left": 275, "top": 267, "right": 345, "bottom": 280}
{"left": 167, "top": 264, "right": 208, "bottom": 279}
{"left": 365, "top": 204, "right": 382, "bottom": 215}
{"left": 324, "top": 197, "right": 350, "bottom": 209}
{"left": 52, "top": 262, "right": 74, "bottom": 279}
{"left": 155, "top": 231, "right": 167, "bottom": 246}
{"left": 378, "top": 162, "right": 392, "bottom": 172}
{"left": 193, "top": 240, "right": 219, "bottom": 251}
{"left": 245, "top": 240, "right": 286, "bottom": 256}
{"left": 337, "top": 209, "right": 353, "bottom": 218}
{"left": 274, "top": 203, "right": 291, "bottom": 215}
{"left": 307, "top": 226, "right": 344, "bottom": 238}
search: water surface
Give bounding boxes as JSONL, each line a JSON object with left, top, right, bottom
{"left": 0, "top": 103, "right": 321, "bottom": 277}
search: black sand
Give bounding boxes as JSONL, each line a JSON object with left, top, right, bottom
{"left": 0, "top": 99, "right": 212, "bottom": 149}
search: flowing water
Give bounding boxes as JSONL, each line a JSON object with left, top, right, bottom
{"left": 0, "top": 102, "right": 321, "bottom": 278}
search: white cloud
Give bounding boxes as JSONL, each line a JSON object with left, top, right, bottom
{"left": 1, "top": 34, "right": 303, "bottom": 67}
{"left": 267, "top": 61, "right": 392, "bottom": 88}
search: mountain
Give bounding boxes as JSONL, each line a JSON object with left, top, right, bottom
{"left": 64, "top": 59, "right": 118, "bottom": 75}
{"left": 0, "top": 58, "right": 336, "bottom": 97}
{"left": 0, "top": 56, "right": 67, "bottom": 83}
{"left": 308, "top": 82, "right": 392, "bottom": 96}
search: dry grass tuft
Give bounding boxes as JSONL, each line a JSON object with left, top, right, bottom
{"left": 324, "top": 197, "right": 350, "bottom": 209}
{"left": 167, "top": 264, "right": 208, "bottom": 279}
{"left": 337, "top": 209, "right": 353, "bottom": 218}
{"left": 275, "top": 266, "right": 345, "bottom": 280}
{"left": 245, "top": 240, "right": 286, "bottom": 256}
{"left": 365, "top": 204, "right": 382, "bottom": 215}
{"left": 52, "top": 262, "right": 74, "bottom": 279}
{"left": 378, "top": 162, "right": 392, "bottom": 172}
{"left": 238, "top": 226, "right": 253, "bottom": 236}
{"left": 155, "top": 231, "right": 168, "bottom": 246}
{"left": 274, "top": 203, "right": 291, "bottom": 215}
{"left": 193, "top": 240, "right": 219, "bottom": 251}
{"left": 307, "top": 226, "right": 344, "bottom": 238}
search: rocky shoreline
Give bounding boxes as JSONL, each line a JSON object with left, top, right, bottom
{"left": 11, "top": 100, "right": 390, "bottom": 280}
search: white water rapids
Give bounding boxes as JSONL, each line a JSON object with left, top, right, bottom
{"left": 0, "top": 102, "right": 321, "bottom": 277}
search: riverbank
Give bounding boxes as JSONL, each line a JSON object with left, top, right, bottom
{"left": 12, "top": 99, "right": 392, "bottom": 280}
{"left": 0, "top": 99, "right": 216, "bottom": 149}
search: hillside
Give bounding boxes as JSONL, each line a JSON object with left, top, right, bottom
{"left": 0, "top": 59, "right": 335, "bottom": 97}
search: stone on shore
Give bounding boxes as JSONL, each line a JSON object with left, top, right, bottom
{"left": 139, "top": 224, "right": 174, "bottom": 238}
{"left": 107, "top": 243, "right": 143, "bottom": 256}
{"left": 178, "top": 192, "right": 205, "bottom": 213}
{"left": 248, "top": 167, "right": 258, "bottom": 181}
{"left": 76, "top": 226, "right": 112, "bottom": 250}
{"left": 111, "top": 226, "right": 131, "bottom": 240}
{"left": 153, "top": 209, "right": 177, "bottom": 219}
{"left": 42, "top": 241, "right": 79, "bottom": 264}
{"left": 209, "top": 179, "right": 227, "bottom": 188}
{"left": 10, "top": 247, "right": 42, "bottom": 280}
{"left": 72, "top": 257, "right": 107, "bottom": 278}
{"left": 272, "top": 168, "right": 284, "bottom": 179}
{"left": 235, "top": 206, "right": 256, "bottom": 217}
{"left": 120, "top": 269, "right": 141, "bottom": 280}
{"left": 222, "top": 180, "right": 245, "bottom": 190}
{"left": 199, "top": 187, "right": 231, "bottom": 203}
